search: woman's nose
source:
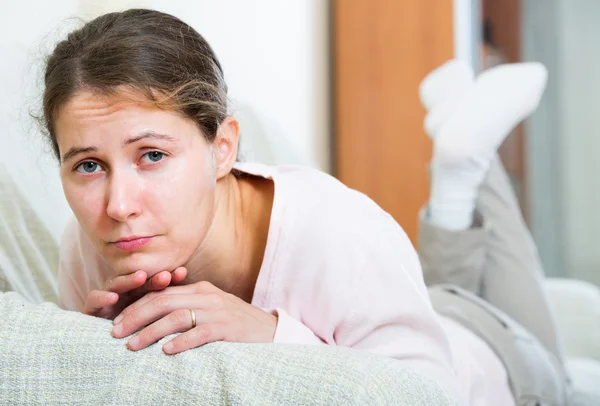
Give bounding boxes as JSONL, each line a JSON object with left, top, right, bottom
{"left": 105, "top": 171, "right": 142, "bottom": 222}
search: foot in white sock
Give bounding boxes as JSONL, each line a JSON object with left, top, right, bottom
{"left": 419, "top": 59, "right": 475, "bottom": 110}
{"left": 435, "top": 62, "right": 548, "bottom": 166}
{"left": 419, "top": 59, "right": 475, "bottom": 137}
{"left": 421, "top": 61, "right": 548, "bottom": 230}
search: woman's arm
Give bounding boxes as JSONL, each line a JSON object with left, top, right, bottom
{"left": 268, "top": 307, "right": 326, "bottom": 345}
{"left": 322, "top": 215, "right": 460, "bottom": 403}
{"left": 256, "top": 211, "right": 460, "bottom": 401}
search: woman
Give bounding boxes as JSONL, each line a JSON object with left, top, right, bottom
{"left": 49, "top": 9, "right": 569, "bottom": 406}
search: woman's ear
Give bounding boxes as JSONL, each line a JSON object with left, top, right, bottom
{"left": 213, "top": 116, "right": 240, "bottom": 179}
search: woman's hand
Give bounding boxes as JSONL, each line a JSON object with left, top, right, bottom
{"left": 111, "top": 280, "right": 277, "bottom": 354}
{"left": 83, "top": 267, "right": 188, "bottom": 320}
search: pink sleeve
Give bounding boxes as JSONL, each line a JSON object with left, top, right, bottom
{"left": 334, "top": 218, "right": 461, "bottom": 402}
{"left": 262, "top": 213, "right": 460, "bottom": 401}
{"left": 269, "top": 308, "right": 326, "bottom": 345}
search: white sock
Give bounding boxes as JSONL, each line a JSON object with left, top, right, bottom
{"left": 421, "top": 61, "right": 548, "bottom": 230}
{"left": 419, "top": 59, "right": 475, "bottom": 137}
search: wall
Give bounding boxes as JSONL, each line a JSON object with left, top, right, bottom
{"left": 0, "top": 0, "right": 330, "bottom": 242}
{"left": 524, "top": 0, "right": 600, "bottom": 282}
{"left": 0, "top": 1, "right": 79, "bottom": 243}
{"left": 558, "top": 0, "right": 600, "bottom": 283}
{"left": 522, "top": 0, "right": 565, "bottom": 277}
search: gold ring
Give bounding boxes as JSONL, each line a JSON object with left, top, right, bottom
{"left": 189, "top": 308, "right": 196, "bottom": 329}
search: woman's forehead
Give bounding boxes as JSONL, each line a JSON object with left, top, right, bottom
{"left": 58, "top": 88, "right": 156, "bottom": 121}
{"left": 54, "top": 89, "right": 201, "bottom": 155}
{"left": 57, "top": 89, "right": 190, "bottom": 133}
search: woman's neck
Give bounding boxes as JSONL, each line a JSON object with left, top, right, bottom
{"left": 183, "top": 172, "right": 274, "bottom": 303}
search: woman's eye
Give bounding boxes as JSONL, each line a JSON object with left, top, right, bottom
{"left": 142, "top": 151, "right": 165, "bottom": 163}
{"left": 75, "top": 161, "right": 102, "bottom": 174}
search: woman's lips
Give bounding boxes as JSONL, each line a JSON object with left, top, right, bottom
{"left": 114, "top": 236, "right": 154, "bottom": 251}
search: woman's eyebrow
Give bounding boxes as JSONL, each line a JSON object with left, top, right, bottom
{"left": 124, "top": 131, "right": 177, "bottom": 146}
{"left": 61, "top": 132, "right": 177, "bottom": 164}
{"left": 61, "top": 146, "right": 98, "bottom": 164}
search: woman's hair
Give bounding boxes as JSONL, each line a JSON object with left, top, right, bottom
{"left": 42, "top": 8, "right": 228, "bottom": 161}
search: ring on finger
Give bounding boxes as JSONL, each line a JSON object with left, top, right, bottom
{"left": 189, "top": 308, "right": 196, "bottom": 329}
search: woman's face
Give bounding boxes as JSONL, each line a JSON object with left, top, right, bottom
{"left": 56, "top": 89, "right": 222, "bottom": 277}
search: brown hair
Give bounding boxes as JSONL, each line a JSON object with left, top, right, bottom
{"left": 42, "top": 8, "right": 228, "bottom": 161}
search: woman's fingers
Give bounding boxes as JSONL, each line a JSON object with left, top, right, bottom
{"left": 83, "top": 290, "right": 118, "bottom": 315}
{"left": 140, "top": 270, "right": 172, "bottom": 293}
{"left": 125, "top": 309, "right": 222, "bottom": 351}
{"left": 112, "top": 293, "right": 221, "bottom": 338}
{"left": 92, "top": 269, "right": 186, "bottom": 323}
{"left": 170, "top": 267, "right": 188, "bottom": 285}
{"left": 112, "top": 278, "right": 277, "bottom": 352}
{"left": 118, "top": 267, "right": 188, "bottom": 305}
{"left": 163, "top": 323, "right": 227, "bottom": 354}
{"left": 104, "top": 271, "right": 147, "bottom": 294}
{"left": 114, "top": 276, "right": 203, "bottom": 324}
{"left": 139, "top": 267, "right": 187, "bottom": 292}
{"left": 114, "top": 289, "right": 174, "bottom": 325}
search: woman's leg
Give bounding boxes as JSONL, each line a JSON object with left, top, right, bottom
{"left": 478, "top": 155, "right": 564, "bottom": 360}
{"left": 417, "top": 60, "right": 564, "bottom": 361}
{"left": 418, "top": 60, "right": 487, "bottom": 294}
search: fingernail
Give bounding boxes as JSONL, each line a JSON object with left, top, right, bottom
{"left": 114, "top": 314, "right": 123, "bottom": 325}
{"left": 163, "top": 342, "right": 173, "bottom": 354}
{"left": 112, "top": 323, "right": 123, "bottom": 337}
{"left": 128, "top": 336, "right": 139, "bottom": 349}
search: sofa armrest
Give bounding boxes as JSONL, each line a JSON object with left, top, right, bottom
{"left": 544, "top": 278, "right": 600, "bottom": 361}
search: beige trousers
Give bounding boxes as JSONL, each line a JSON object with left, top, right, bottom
{"left": 419, "top": 156, "right": 571, "bottom": 405}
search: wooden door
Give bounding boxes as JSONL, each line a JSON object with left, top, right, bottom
{"left": 333, "top": 0, "right": 455, "bottom": 242}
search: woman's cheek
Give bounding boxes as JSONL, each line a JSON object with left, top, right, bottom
{"left": 70, "top": 184, "right": 106, "bottom": 229}
{"left": 64, "top": 183, "right": 86, "bottom": 217}
{"left": 154, "top": 166, "right": 200, "bottom": 207}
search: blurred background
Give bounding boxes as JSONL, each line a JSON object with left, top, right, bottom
{"left": 1, "top": 0, "right": 598, "bottom": 286}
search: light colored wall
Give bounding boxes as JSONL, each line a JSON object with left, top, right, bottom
{"left": 524, "top": 0, "right": 600, "bottom": 283}
{"left": 557, "top": 0, "right": 600, "bottom": 283}
{"left": 0, "top": 1, "right": 78, "bottom": 243}
{"left": 522, "top": 0, "right": 565, "bottom": 277}
{"left": 0, "top": 0, "right": 330, "bottom": 242}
